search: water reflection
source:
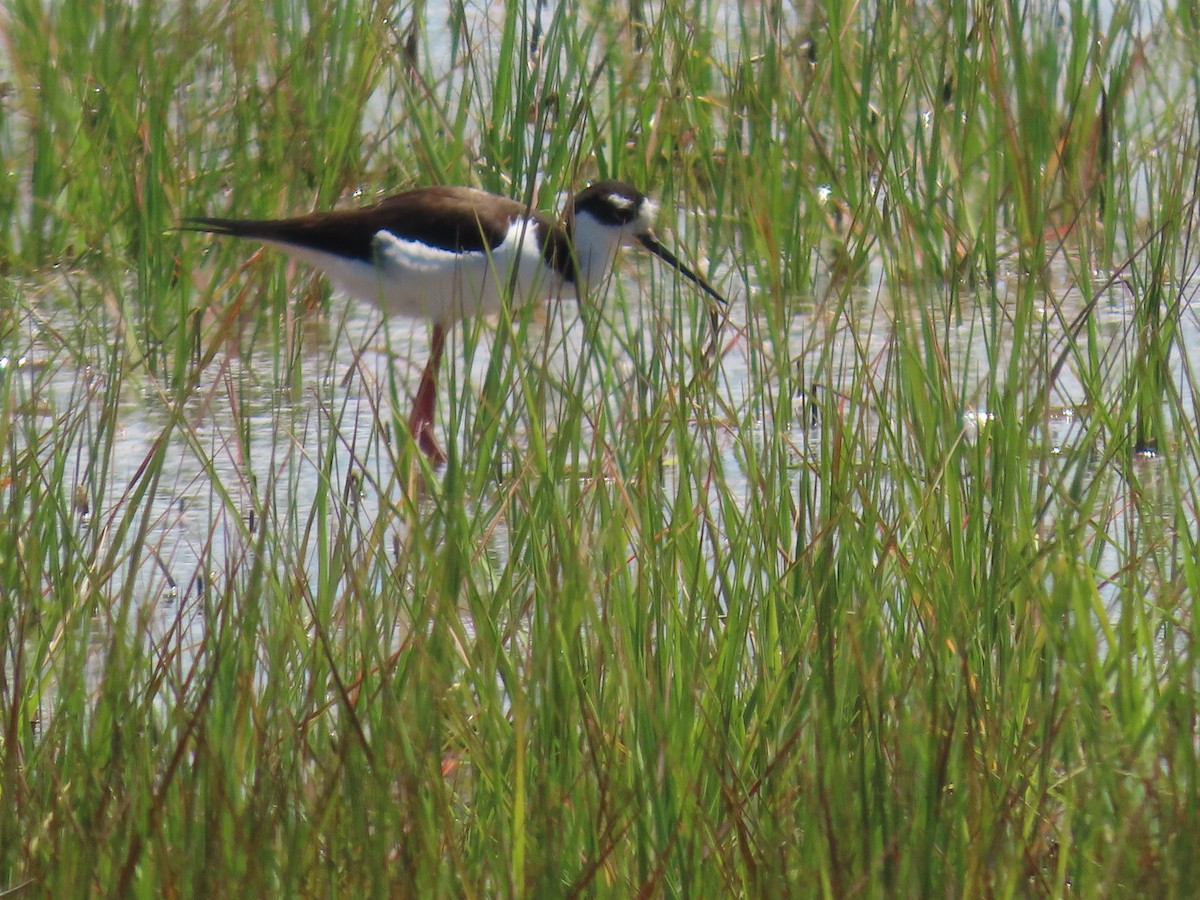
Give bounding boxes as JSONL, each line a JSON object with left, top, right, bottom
{"left": 7, "top": 250, "right": 1195, "bottom": 681}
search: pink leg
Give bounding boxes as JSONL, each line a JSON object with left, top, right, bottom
{"left": 408, "top": 324, "right": 447, "bottom": 467}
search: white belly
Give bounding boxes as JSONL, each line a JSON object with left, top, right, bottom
{"left": 268, "top": 219, "right": 574, "bottom": 322}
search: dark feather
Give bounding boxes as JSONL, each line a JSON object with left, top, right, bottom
{"left": 182, "top": 186, "right": 550, "bottom": 261}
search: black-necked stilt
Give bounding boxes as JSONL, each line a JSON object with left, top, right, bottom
{"left": 183, "top": 179, "right": 726, "bottom": 466}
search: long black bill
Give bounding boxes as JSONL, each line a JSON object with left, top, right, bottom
{"left": 639, "top": 232, "right": 729, "bottom": 363}
{"left": 638, "top": 233, "right": 727, "bottom": 306}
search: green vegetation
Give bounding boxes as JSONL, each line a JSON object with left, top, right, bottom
{"left": 2, "top": 0, "right": 1199, "bottom": 894}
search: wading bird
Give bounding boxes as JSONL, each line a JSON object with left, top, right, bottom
{"left": 183, "top": 180, "right": 726, "bottom": 466}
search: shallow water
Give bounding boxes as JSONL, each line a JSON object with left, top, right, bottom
{"left": 4, "top": 0, "right": 1191, "bottom": 698}
{"left": 11, "top": 245, "right": 1192, "bottom": 645}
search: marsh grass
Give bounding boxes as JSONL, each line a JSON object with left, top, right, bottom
{"left": 3, "top": 0, "right": 1200, "bottom": 895}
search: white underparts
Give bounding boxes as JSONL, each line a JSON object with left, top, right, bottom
{"left": 264, "top": 217, "right": 575, "bottom": 323}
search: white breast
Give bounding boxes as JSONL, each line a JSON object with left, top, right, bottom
{"left": 266, "top": 218, "right": 575, "bottom": 322}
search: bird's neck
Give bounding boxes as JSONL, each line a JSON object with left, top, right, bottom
{"left": 565, "top": 214, "right": 623, "bottom": 295}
